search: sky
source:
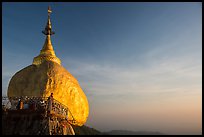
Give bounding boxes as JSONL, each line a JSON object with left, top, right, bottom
{"left": 2, "top": 2, "right": 202, "bottom": 135}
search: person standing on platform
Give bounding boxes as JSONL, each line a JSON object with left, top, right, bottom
{"left": 48, "top": 93, "right": 54, "bottom": 113}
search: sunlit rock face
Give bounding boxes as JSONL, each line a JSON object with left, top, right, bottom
{"left": 7, "top": 61, "right": 89, "bottom": 126}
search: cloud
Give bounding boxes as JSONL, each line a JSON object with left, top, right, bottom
{"left": 62, "top": 43, "right": 202, "bottom": 97}
{"left": 60, "top": 34, "right": 202, "bottom": 133}
{"left": 58, "top": 21, "right": 202, "bottom": 103}
{"left": 58, "top": 58, "right": 201, "bottom": 132}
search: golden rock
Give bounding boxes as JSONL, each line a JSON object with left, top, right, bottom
{"left": 7, "top": 7, "right": 89, "bottom": 126}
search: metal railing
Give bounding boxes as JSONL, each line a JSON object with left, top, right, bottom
{"left": 2, "top": 96, "right": 77, "bottom": 124}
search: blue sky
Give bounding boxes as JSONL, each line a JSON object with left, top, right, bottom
{"left": 2, "top": 2, "right": 202, "bottom": 134}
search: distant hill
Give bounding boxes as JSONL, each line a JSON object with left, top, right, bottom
{"left": 72, "top": 125, "right": 165, "bottom": 135}
{"left": 72, "top": 125, "right": 101, "bottom": 135}
{"left": 103, "top": 130, "right": 165, "bottom": 135}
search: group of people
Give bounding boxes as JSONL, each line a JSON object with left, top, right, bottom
{"left": 15, "top": 93, "right": 68, "bottom": 118}
{"left": 16, "top": 98, "right": 37, "bottom": 110}
{"left": 15, "top": 93, "right": 54, "bottom": 111}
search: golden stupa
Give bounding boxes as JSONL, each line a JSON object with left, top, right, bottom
{"left": 7, "top": 7, "right": 89, "bottom": 126}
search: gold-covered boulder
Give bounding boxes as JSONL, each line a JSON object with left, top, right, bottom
{"left": 7, "top": 61, "right": 89, "bottom": 126}
{"left": 7, "top": 7, "right": 89, "bottom": 126}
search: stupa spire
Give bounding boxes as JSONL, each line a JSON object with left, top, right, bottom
{"left": 33, "top": 6, "right": 61, "bottom": 65}
{"left": 42, "top": 6, "right": 55, "bottom": 36}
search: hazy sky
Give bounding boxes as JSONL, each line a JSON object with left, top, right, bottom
{"left": 2, "top": 2, "right": 202, "bottom": 135}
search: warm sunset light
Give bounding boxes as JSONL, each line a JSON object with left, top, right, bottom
{"left": 2, "top": 2, "right": 202, "bottom": 135}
